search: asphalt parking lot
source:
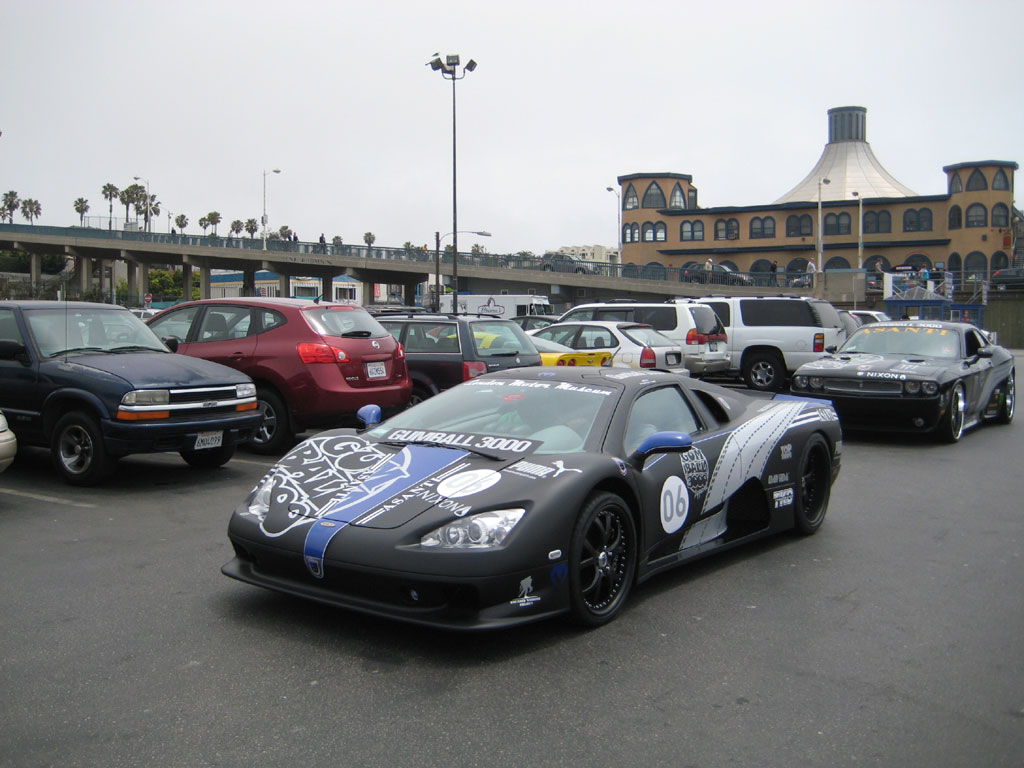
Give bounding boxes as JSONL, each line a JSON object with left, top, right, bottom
{"left": 1, "top": 375, "right": 1023, "bottom": 768}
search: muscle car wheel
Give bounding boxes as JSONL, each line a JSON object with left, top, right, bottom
{"left": 249, "top": 388, "right": 292, "bottom": 455}
{"left": 52, "top": 411, "right": 113, "bottom": 486}
{"left": 793, "top": 433, "right": 831, "bottom": 535}
{"left": 938, "top": 382, "right": 966, "bottom": 443}
{"left": 568, "top": 492, "right": 637, "bottom": 627}
{"left": 180, "top": 442, "right": 236, "bottom": 469}
{"left": 994, "top": 372, "right": 1015, "bottom": 424}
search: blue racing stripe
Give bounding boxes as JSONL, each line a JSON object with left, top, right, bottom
{"left": 303, "top": 444, "right": 469, "bottom": 578}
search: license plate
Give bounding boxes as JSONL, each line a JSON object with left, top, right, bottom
{"left": 709, "top": 342, "right": 719, "bottom": 352}
{"left": 366, "top": 362, "right": 387, "bottom": 378}
{"left": 666, "top": 353, "right": 680, "bottom": 365}
{"left": 194, "top": 431, "right": 223, "bottom": 450}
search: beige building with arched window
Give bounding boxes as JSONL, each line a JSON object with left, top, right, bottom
{"left": 614, "top": 107, "right": 1018, "bottom": 285}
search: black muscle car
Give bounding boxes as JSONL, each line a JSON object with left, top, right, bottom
{"left": 790, "top": 320, "right": 1015, "bottom": 442}
{"left": 223, "top": 366, "right": 842, "bottom": 630}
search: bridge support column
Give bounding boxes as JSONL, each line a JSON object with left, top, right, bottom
{"left": 126, "top": 262, "right": 138, "bottom": 304}
{"left": 30, "top": 253, "right": 41, "bottom": 294}
{"left": 278, "top": 273, "right": 289, "bottom": 298}
{"left": 199, "top": 266, "right": 211, "bottom": 299}
{"left": 182, "top": 263, "right": 193, "bottom": 301}
{"left": 242, "top": 267, "right": 256, "bottom": 297}
{"left": 403, "top": 282, "right": 418, "bottom": 306}
{"left": 80, "top": 257, "right": 92, "bottom": 296}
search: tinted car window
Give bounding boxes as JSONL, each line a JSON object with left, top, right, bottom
{"left": 468, "top": 320, "right": 537, "bottom": 356}
{"left": 560, "top": 308, "right": 594, "bottom": 322}
{"left": 593, "top": 309, "right": 632, "bottom": 322}
{"left": 303, "top": 307, "right": 389, "bottom": 338}
{"left": 809, "top": 300, "right": 842, "bottom": 329}
{"left": 149, "top": 305, "right": 201, "bottom": 343}
{"left": 689, "top": 305, "right": 723, "bottom": 335}
{"left": 535, "top": 325, "right": 579, "bottom": 346}
{"left": 198, "top": 306, "right": 251, "bottom": 341}
{"left": 624, "top": 386, "right": 699, "bottom": 455}
{"left": 403, "top": 322, "right": 459, "bottom": 353}
{"left": 576, "top": 327, "right": 616, "bottom": 350}
{"left": 740, "top": 299, "right": 815, "bottom": 327}
{"left": 621, "top": 326, "right": 676, "bottom": 347}
{"left": 702, "top": 301, "right": 731, "bottom": 326}
{"left": 629, "top": 307, "right": 676, "bottom": 330}
{"left": 258, "top": 310, "right": 286, "bottom": 333}
{"left": 0, "top": 308, "right": 24, "bottom": 344}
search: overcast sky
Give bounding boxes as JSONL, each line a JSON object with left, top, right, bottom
{"left": 2, "top": 0, "right": 1021, "bottom": 257}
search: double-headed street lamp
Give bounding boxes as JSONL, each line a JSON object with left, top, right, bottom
{"left": 435, "top": 230, "right": 491, "bottom": 311}
{"left": 816, "top": 176, "right": 831, "bottom": 272}
{"left": 428, "top": 53, "right": 477, "bottom": 314}
{"left": 851, "top": 190, "right": 864, "bottom": 269}
{"left": 262, "top": 168, "right": 281, "bottom": 250}
{"left": 606, "top": 186, "right": 621, "bottom": 265}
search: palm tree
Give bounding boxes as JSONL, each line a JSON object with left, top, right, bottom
{"left": 244, "top": 218, "right": 258, "bottom": 238}
{"left": 332, "top": 235, "right": 344, "bottom": 247}
{"left": 278, "top": 225, "right": 292, "bottom": 241}
{"left": 363, "top": 232, "right": 376, "bottom": 247}
{"left": 175, "top": 214, "right": 188, "bottom": 233}
{"left": 199, "top": 216, "right": 209, "bottom": 235}
{"left": 142, "top": 195, "right": 160, "bottom": 232}
{"left": 74, "top": 197, "right": 90, "bottom": 226}
{"left": 120, "top": 184, "right": 143, "bottom": 227}
{"left": 230, "top": 219, "right": 243, "bottom": 239}
{"left": 101, "top": 183, "right": 119, "bottom": 229}
{"left": 2, "top": 191, "right": 19, "bottom": 224}
{"left": 206, "top": 211, "right": 222, "bottom": 235}
{"left": 21, "top": 198, "right": 42, "bottom": 224}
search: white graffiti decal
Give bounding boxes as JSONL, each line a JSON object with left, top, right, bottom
{"left": 680, "top": 448, "right": 709, "bottom": 497}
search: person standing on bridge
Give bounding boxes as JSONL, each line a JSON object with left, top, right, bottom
{"left": 319, "top": 233, "right": 326, "bottom": 253}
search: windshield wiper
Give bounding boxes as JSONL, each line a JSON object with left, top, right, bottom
{"left": 486, "top": 351, "right": 523, "bottom": 357}
{"left": 380, "top": 439, "right": 502, "bottom": 461}
{"left": 48, "top": 347, "right": 104, "bottom": 357}
{"left": 108, "top": 345, "right": 164, "bottom": 353}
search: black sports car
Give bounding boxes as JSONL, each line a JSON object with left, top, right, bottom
{"left": 790, "top": 320, "right": 1015, "bottom": 442}
{"left": 223, "top": 367, "right": 842, "bottom": 629}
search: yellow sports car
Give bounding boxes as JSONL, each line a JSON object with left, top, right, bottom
{"left": 531, "top": 335, "right": 612, "bottom": 367}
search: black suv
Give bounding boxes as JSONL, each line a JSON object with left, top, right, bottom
{"left": 0, "top": 301, "right": 261, "bottom": 484}
{"left": 375, "top": 313, "right": 542, "bottom": 404}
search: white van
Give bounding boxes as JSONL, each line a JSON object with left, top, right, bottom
{"left": 557, "top": 300, "right": 729, "bottom": 377}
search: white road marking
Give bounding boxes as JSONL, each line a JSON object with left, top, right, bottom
{"left": 0, "top": 487, "right": 97, "bottom": 508}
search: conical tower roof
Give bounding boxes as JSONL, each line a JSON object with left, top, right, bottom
{"left": 773, "top": 107, "right": 917, "bottom": 204}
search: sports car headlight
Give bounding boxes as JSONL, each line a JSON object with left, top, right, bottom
{"left": 236, "top": 382, "right": 256, "bottom": 398}
{"left": 421, "top": 509, "right": 526, "bottom": 549}
{"left": 809, "top": 376, "right": 824, "bottom": 390}
{"left": 904, "top": 381, "right": 921, "bottom": 395}
{"left": 922, "top": 381, "right": 939, "bottom": 396}
{"left": 793, "top": 375, "right": 808, "bottom": 389}
{"left": 121, "top": 389, "right": 170, "bottom": 406}
{"left": 246, "top": 473, "right": 275, "bottom": 520}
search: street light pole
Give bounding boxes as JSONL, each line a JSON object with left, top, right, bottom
{"left": 851, "top": 191, "right": 864, "bottom": 269}
{"left": 262, "top": 168, "right": 281, "bottom": 251}
{"left": 606, "top": 186, "right": 621, "bottom": 266}
{"left": 816, "top": 177, "right": 831, "bottom": 272}
{"left": 436, "top": 230, "right": 490, "bottom": 312}
{"left": 429, "top": 53, "right": 476, "bottom": 316}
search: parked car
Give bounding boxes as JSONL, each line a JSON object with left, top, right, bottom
{"left": 539, "top": 253, "right": 600, "bottom": 274}
{"left": 512, "top": 314, "right": 560, "bottom": 332}
{"left": 557, "top": 300, "right": 729, "bottom": 377}
{"left": 838, "top": 310, "right": 863, "bottom": 336}
{"left": 530, "top": 321, "right": 689, "bottom": 373}
{"left": 791, "top": 320, "right": 1015, "bottom": 442}
{"left": 129, "top": 307, "right": 161, "bottom": 320}
{"left": 680, "top": 262, "right": 755, "bottom": 286}
{"left": 0, "top": 409, "right": 16, "bottom": 473}
{"left": 0, "top": 301, "right": 261, "bottom": 485}
{"left": 990, "top": 267, "right": 1024, "bottom": 290}
{"left": 530, "top": 335, "right": 613, "bottom": 367}
{"left": 221, "top": 365, "right": 841, "bottom": 629}
{"left": 694, "top": 296, "right": 847, "bottom": 391}
{"left": 148, "top": 298, "right": 410, "bottom": 453}
{"left": 849, "top": 309, "right": 891, "bottom": 324}
{"left": 376, "top": 313, "right": 542, "bottom": 405}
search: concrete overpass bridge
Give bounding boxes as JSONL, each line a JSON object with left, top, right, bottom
{"left": 0, "top": 223, "right": 844, "bottom": 308}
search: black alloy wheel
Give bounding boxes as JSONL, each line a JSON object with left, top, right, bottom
{"left": 567, "top": 492, "right": 637, "bottom": 627}
{"left": 793, "top": 433, "right": 831, "bottom": 535}
{"left": 51, "top": 410, "right": 113, "bottom": 486}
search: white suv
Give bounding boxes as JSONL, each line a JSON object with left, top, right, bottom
{"left": 694, "top": 296, "right": 847, "bottom": 391}
{"left": 557, "top": 300, "right": 729, "bottom": 376}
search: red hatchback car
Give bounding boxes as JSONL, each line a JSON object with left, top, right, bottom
{"left": 148, "top": 298, "right": 410, "bottom": 453}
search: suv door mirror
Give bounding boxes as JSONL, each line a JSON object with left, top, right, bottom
{"left": 0, "top": 338, "right": 30, "bottom": 363}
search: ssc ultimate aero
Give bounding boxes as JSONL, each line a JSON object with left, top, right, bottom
{"left": 223, "top": 366, "right": 842, "bottom": 629}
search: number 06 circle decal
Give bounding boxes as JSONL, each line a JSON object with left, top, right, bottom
{"left": 660, "top": 476, "right": 689, "bottom": 534}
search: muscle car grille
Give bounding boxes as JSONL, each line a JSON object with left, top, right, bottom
{"left": 824, "top": 379, "right": 903, "bottom": 394}
{"left": 168, "top": 386, "right": 239, "bottom": 404}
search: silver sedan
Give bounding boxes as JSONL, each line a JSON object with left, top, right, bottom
{"left": 0, "top": 410, "right": 16, "bottom": 473}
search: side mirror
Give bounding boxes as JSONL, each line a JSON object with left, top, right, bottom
{"left": 825, "top": 345, "right": 838, "bottom": 354}
{"left": 975, "top": 347, "right": 994, "bottom": 360}
{"left": 628, "top": 431, "right": 692, "bottom": 468}
{"left": 357, "top": 404, "right": 382, "bottom": 428}
{"left": 161, "top": 336, "right": 179, "bottom": 352}
{"left": 0, "top": 338, "right": 30, "bottom": 363}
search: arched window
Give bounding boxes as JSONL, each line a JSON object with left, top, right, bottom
{"left": 837, "top": 212, "right": 851, "bottom": 235}
{"left": 715, "top": 219, "right": 727, "bottom": 240}
{"left": 630, "top": 223, "right": 640, "bottom": 242}
{"left": 948, "top": 252, "right": 962, "bottom": 279}
{"left": 750, "top": 258, "right": 775, "bottom": 274}
{"left": 642, "top": 262, "right": 666, "bottom": 280}
{"left": 624, "top": 184, "right": 639, "bottom": 210}
{"left": 680, "top": 221, "right": 692, "bottom": 241}
{"left": 965, "top": 203, "right": 987, "bottom": 227}
{"left": 720, "top": 260, "right": 739, "bottom": 271}
{"left": 992, "top": 251, "right": 1009, "bottom": 271}
{"left": 654, "top": 222, "right": 667, "bottom": 241}
{"left": 863, "top": 211, "right": 878, "bottom": 234}
{"left": 786, "top": 215, "right": 801, "bottom": 236}
{"left": 992, "top": 203, "right": 1009, "bottom": 227}
{"left": 918, "top": 208, "right": 932, "bottom": 231}
{"left": 964, "top": 251, "right": 987, "bottom": 281}
{"left": 726, "top": 219, "right": 739, "bottom": 239}
{"left": 905, "top": 253, "right": 932, "bottom": 270}
{"left": 642, "top": 182, "right": 666, "bottom": 209}
{"left": 669, "top": 184, "right": 686, "bottom": 209}
{"left": 950, "top": 173, "right": 963, "bottom": 193}
{"left": 642, "top": 223, "right": 655, "bottom": 242}
{"left": 824, "top": 213, "right": 838, "bottom": 236}
{"left": 903, "top": 209, "right": 919, "bottom": 232}
{"left": 622, "top": 263, "right": 640, "bottom": 279}
{"left": 877, "top": 211, "right": 891, "bottom": 233}
{"left": 948, "top": 205, "right": 962, "bottom": 229}
{"left": 693, "top": 221, "right": 704, "bottom": 241}
{"left": 993, "top": 169, "right": 1010, "bottom": 190}
{"left": 622, "top": 224, "right": 633, "bottom": 243}
{"left": 786, "top": 257, "right": 810, "bottom": 275}
{"left": 800, "top": 214, "right": 812, "bottom": 236}
{"left": 966, "top": 169, "right": 988, "bottom": 191}
{"left": 762, "top": 217, "right": 775, "bottom": 237}
{"left": 866, "top": 255, "right": 891, "bottom": 272}
{"left": 824, "top": 256, "right": 851, "bottom": 271}
{"left": 750, "top": 217, "right": 763, "bottom": 238}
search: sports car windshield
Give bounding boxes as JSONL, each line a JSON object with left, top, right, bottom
{"left": 840, "top": 325, "right": 961, "bottom": 359}
{"left": 367, "top": 377, "right": 617, "bottom": 454}
{"left": 24, "top": 307, "right": 168, "bottom": 357}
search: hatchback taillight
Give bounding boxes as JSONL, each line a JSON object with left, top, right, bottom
{"left": 685, "top": 329, "right": 709, "bottom": 345}
{"left": 463, "top": 361, "right": 488, "bottom": 380}
{"left": 297, "top": 342, "right": 348, "bottom": 363}
{"left": 396, "top": 342, "right": 405, "bottom": 359}
{"left": 813, "top": 333, "right": 825, "bottom": 353}
{"left": 640, "top": 346, "right": 656, "bottom": 368}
